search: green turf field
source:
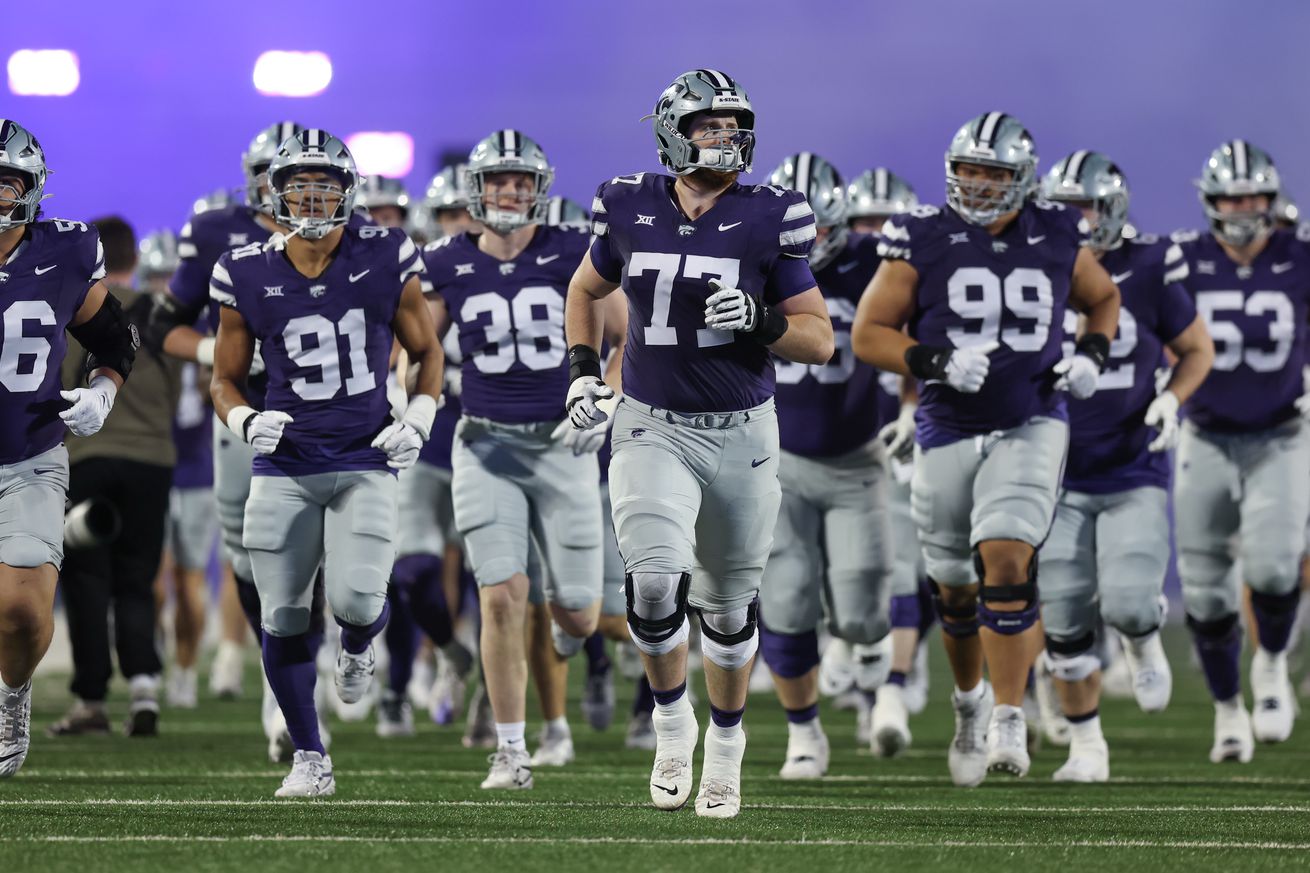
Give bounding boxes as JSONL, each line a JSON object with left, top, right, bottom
{"left": 2, "top": 628, "right": 1306, "bottom": 873}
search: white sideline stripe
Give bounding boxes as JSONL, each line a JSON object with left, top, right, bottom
{"left": 1, "top": 799, "right": 1306, "bottom": 814}
{"left": 24, "top": 836, "right": 1310, "bottom": 850}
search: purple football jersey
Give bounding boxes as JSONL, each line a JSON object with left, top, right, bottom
{"left": 171, "top": 203, "right": 271, "bottom": 334}
{"left": 589, "top": 173, "right": 818, "bottom": 413}
{"left": 1062, "top": 236, "right": 1195, "bottom": 493}
{"left": 879, "top": 201, "right": 1082, "bottom": 448}
{"left": 210, "top": 225, "right": 424, "bottom": 476}
{"left": 775, "top": 233, "right": 885, "bottom": 456}
{"left": 422, "top": 225, "right": 590, "bottom": 424}
{"left": 0, "top": 220, "right": 105, "bottom": 464}
{"left": 1173, "top": 227, "right": 1310, "bottom": 433}
{"left": 171, "top": 362, "right": 215, "bottom": 489}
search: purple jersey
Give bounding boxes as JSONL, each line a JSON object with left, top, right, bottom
{"left": 589, "top": 173, "right": 817, "bottom": 413}
{"left": 1173, "top": 227, "right": 1310, "bottom": 433}
{"left": 775, "top": 233, "right": 885, "bottom": 456}
{"left": 171, "top": 362, "right": 214, "bottom": 489}
{"left": 172, "top": 203, "right": 271, "bottom": 333}
{"left": 0, "top": 220, "right": 105, "bottom": 464}
{"left": 210, "top": 225, "right": 424, "bottom": 476}
{"left": 422, "top": 226, "right": 589, "bottom": 424}
{"left": 879, "top": 201, "right": 1082, "bottom": 448}
{"left": 1062, "top": 236, "right": 1195, "bottom": 493}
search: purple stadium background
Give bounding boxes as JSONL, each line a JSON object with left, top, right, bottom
{"left": 7, "top": 0, "right": 1310, "bottom": 238}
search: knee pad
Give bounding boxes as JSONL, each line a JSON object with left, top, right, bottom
{"left": 698, "top": 601, "right": 759, "bottom": 672}
{"left": 625, "top": 571, "right": 691, "bottom": 657}
{"left": 263, "top": 605, "right": 312, "bottom": 637}
{"left": 551, "top": 622, "right": 586, "bottom": 658}
{"left": 929, "top": 580, "right": 979, "bottom": 639}
{"left": 758, "top": 625, "right": 819, "bottom": 679}
{"left": 975, "top": 549, "right": 1040, "bottom": 636}
{"left": 1100, "top": 596, "right": 1162, "bottom": 639}
{"left": 0, "top": 535, "right": 55, "bottom": 569}
{"left": 1044, "top": 633, "right": 1100, "bottom": 682}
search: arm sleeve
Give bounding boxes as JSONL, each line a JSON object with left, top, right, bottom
{"left": 763, "top": 256, "right": 817, "bottom": 303}
{"left": 777, "top": 193, "right": 816, "bottom": 259}
{"left": 1162, "top": 242, "right": 1189, "bottom": 285}
{"left": 169, "top": 219, "right": 215, "bottom": 310}
{"left": 1157, "top": 278, "right": 1198, "bottom": 343}
{"left": 397, "top": 234, "right": 425, "bottom": 286}
{"left": 71, "top": 227, "right": 106, "bottom": 313}
{"left": 209, "top": 256, "right": 239, "bottom": 310}
{"left": 588, "top": 182, "right": 624, "bottom": 283}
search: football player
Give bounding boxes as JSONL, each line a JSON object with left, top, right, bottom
{"left": 1172, "top": 141, "right": 1310, "bottom": 761}
{"left": 423, "top": 130, "right": 623, "bottom": 789}
{"left": 358, "top": 176, "right": 410, "bottom": 229}
{"left": 851, "top": 112, "right": 1120, "bottom": 786}
{"left": 565, "top": 70, "right": 834, "bottom": 818}
{"left": 0, "top": 119, "right": 137, "bottom": 777}
{"left": 1038, "top": 151, "right": 1214, "bottom": 780}
{"left": 755, "top": 152, "right": 893, "bottom": 779}
{"left": 210, "top": 129, "right": 443, "bottom": 797}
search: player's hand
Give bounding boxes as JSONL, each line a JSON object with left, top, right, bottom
{"left": 1295, "top": 392, "right": 1310, "bottom": 421}
{"left": 942, "top": 342, "right": 996, "bottom": 393}
{"left": 372, "top": 422, "right": 423, "bottom": 470}
{"left": 1144, "top": 390, "right": 1181, "bottom": 453}
{"left": 566, "top": 376, "right": 615, "bottom": 429}
{"left": 877, "top": 402, "right": 917, "bottom": 460}
{"left": 704, "top": 279, "right": 760, "bottom": 332}
{"left": 59, "top": 376, "right": 118, "bottom": 437}
{"left": 553, "top": 392, "right": 619, "bottom": 455}
{"left": 244, "top": 410, "right": 293, "bottom": 455}
{"left": 1053, "top": 353, "right": 1101, "bottom": 400}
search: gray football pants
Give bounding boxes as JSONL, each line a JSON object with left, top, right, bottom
{"left": 213, "top": 415, "right": 256, "bottom": 580}
{"left": 759, "top": 443, "right": 893, "bottom": 644}
{"left": 242, "top": 469, "right": 396, "bottom": 636}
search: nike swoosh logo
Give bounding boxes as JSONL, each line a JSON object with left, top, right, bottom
{"left": 718, "top": 222, "right": 743, "bottom": 232}
{"left": 536, "top": 254, "right": 561, "bottom": 265}
{"left": 33, "top": 468, "right": 59, "bottom": 475}
{"left": 705, "top": 802, "right": 725, "bottom": 809}
{"left": 836, "top": 262, "right": 859, "bottom": 274}
{"left": 348, "top": 270, "right": 370, "bottom": 282}
{"left": 751, "top": 457, "right": 770, "bottom": 468}
{"left": 1027, "top": 235, "right": 1046, "bottom": 245}
{"left": 1272, "top": 262, "right": 1294, "bottom": 274}
{"left": 34, "top": 265, "right": 56, "bottom": 275}
{"left": 0, "top": 750, "right": 23, "bottom": 763}
{"left": 1111, "top": 271, "right": 1133, "bottom": 283}
{"left": 653, "top": 783, "right": 679, "bottom": 795}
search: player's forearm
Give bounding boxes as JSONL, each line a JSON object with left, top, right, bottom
{"left": 210, "top": 377, "right": 250, "bottom": 423}
{"left": 1165, "top": 337, "right": 1215, "bottom": 405}
{"left": 565, "top": 289, "right": 605, "bottom": 353}
{"left": 853, "top": 323, "right": 915, "bottom": 375}
{"left": 1080, "top": 288, "right": 1121, "bottom": 344}
{"left": 163, "top": 324, "right": 211, "bottom": 364}
{"left": 409, "top": 341, "right": 445, "bottom": 402}
{"left": 769, "top": 313, "right": 834, "bottom": 365}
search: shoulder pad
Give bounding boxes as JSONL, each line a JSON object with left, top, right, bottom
{"left": 1170, "top": 228, "right": 1201, "bottom": 244}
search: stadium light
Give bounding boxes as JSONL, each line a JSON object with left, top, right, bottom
{"left": 8, "top": 50, "right": 80, "bottom": 97}
{"left": 346, "top": 132, "right": 414, "bottom": 177}
{"left": 252, "top": 51, "right": 332, "bottom": 97}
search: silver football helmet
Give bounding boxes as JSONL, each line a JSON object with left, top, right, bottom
{"left": 945, "top": 112, "right": 1038, "bottom": 225}
{"left": 466, "top": 130, "right": 553, "bottom": 233}
{"left": 1042, "top": 151, "right": 1129, "bottom": 251}
{"left": 136, "top": 230, "right": 180, "bottom": 281}
{"left": 425, "top": 163, "right": 471, "bottom": 212}
{"left": 357, "top": 175, "right": 411, "bottom": 215}
{"left": 0, "top": 119, "right": 49, "bottom": 231}
{"left": 768, "top": 153, "right": 847, "bottom": 270}
{"left": 190, "top": 187, "right": 236, "bottom": 217}
{"left": 1195, "top": 140, "right": 1280, "bottom": 247}
{"left": 646, "top": 69, "right": 755, "bottom": 176}
{"left": 846, "top": 168, "right": 918, "bottom": 223}
{"left": 543, "top": 196, "right": 590, "bottom": 230}
{"left": 266, "top": 129, "right": 359, "bottom": 240}
{"left": 242, "top": 121, "right": 305, "bottom": 213}
{"left": 1273, "top": 192, "right": 1299, "bottom": 227}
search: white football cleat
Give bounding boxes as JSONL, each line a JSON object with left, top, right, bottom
{"left": 779, "top": 723, "right": 829, "bottom": 780}
{"left": 481, "top": 746, "right": 533, "bottom": 789}
{"left": 1120, "top": 631, "right": 1173, "bottom": 713}
{"left": 1210, "top": 699, "right": 1254, "bottom": 763}
{"left": 818, "top": 638, "right": 856, "bottom": 698}
{"left": 871, "top": 683, "right": 912, "bottom": 758}
{"left": 335, "top": 644, "right": 376, "bottom": 705}
{"left": 1053, "top": 739, "right": 1110, "bottom": 783}
{"left": 987, "top": 704, "right": 1030, "bottom": 777}
{"left": 903, "top": 644, "right": 930, "bottom": 715}
{"left": 376, "top": 691, "right": 415, "bottom": 738}
{"left": 530, "top": 729, "right": 575, "bottom": 767}
{"left": 852, "top": 636, "right": 893, "bottom": 692}
{"left": 949, "top": 683, "right": 993, "bottom": 787}
{"left": 166, "top": 668, "right": 198, "bottom": 709}
{"left": 649, "top": 701, "right": 698, "bottom": 810}
{"left": 1033, "top": 654, "right": 1071, "bottom": 747}
{"left": 406, "top": 653, "right": 436, "bottom": 711}
{"left": 275, "top": 750, "right": 335, "bottom": 798}
{"left": 695, "top": 726, "right": 746, "bottom": 819}
{"left": 1250, "top": 648, "right": 1295, "bottom": 743}
{"left": 854, "top": 695, "right": 872, "bottom": 745}
{"left": 0, "top": 680, "right": 32, "bottom": 778}
{"left": 208, "top": 641, "right": 244, "bottom": 699}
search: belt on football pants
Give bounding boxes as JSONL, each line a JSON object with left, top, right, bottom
{"left": 622, "top": 398, "right": 772, "bottom": 431}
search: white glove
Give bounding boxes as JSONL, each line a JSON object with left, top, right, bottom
{"left": 877, "top": 401, "right": 917, "bottom": 461}
{"left": 1295, "top": 392, "right": 1310, "bottom": 420}
{"left": 372, "top": 422, "right": 423, "bottom": 470}
{"left": 1144, "top": 390, "right": 1181, "bottom": 453}
{"left": 227, "top": 406, "right": 293, "bottom": 455}
{"left": 552, "top": 393, "right": 619, "bottom": 455}
{"left": 703, "top": 279, "right": 759, "bottom": 332}
{"left": 566, "top": 376, "right": 615, "bottom": 429}
{"left": 59, "top": 375, "right": 117, "bottom": 437}
{"left": 1053, "top": 353, "right": 1101, "bottom": 400}
{"left": 941, "top": 342, "right": 996, "bottom": 393}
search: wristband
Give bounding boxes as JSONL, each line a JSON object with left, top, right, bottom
{"left": 1075, "top": 333, "right": 1111, "bottom": 371}
{"left": 904, "top": 344, "right": 952, "bottom": 381}
{"left": 226, "top": 405, "right": 257, "bottom": 442}
{"left": 567, "top": 344, "right": 602, "bottom": 381}
{"left": 747, "top": 299, "right": 789, "bottom": 345}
